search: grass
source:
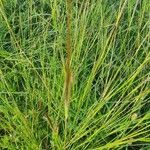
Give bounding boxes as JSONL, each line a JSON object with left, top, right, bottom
{"left": 0, "top": 0, "right": 150, "bottom": 149}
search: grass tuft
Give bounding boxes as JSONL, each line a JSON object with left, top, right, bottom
{"left": 0, "top": 0, "right": 150, "bottom": 149}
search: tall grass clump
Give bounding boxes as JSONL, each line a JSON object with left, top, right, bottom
{"left": 0, "top": 0, "right": 150, "bottom": 149}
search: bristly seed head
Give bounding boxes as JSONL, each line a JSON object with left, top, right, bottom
{"left": 131, "top": 113, "right": 138, "bottom": 121}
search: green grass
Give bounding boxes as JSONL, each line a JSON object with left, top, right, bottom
{"left": 0, "top": 0, "right": 150, "bottom": 149}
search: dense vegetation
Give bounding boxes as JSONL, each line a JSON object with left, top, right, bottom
{"left": 0, "top": 0, "right": 149, "bottom": 149}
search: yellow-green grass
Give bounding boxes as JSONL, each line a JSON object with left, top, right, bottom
{"left": 0, "top": 0, "right": 149, "bottom": 149}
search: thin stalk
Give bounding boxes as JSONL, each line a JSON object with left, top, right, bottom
{"left": 64, "top": 0, "right": 72, "bottom": 146}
